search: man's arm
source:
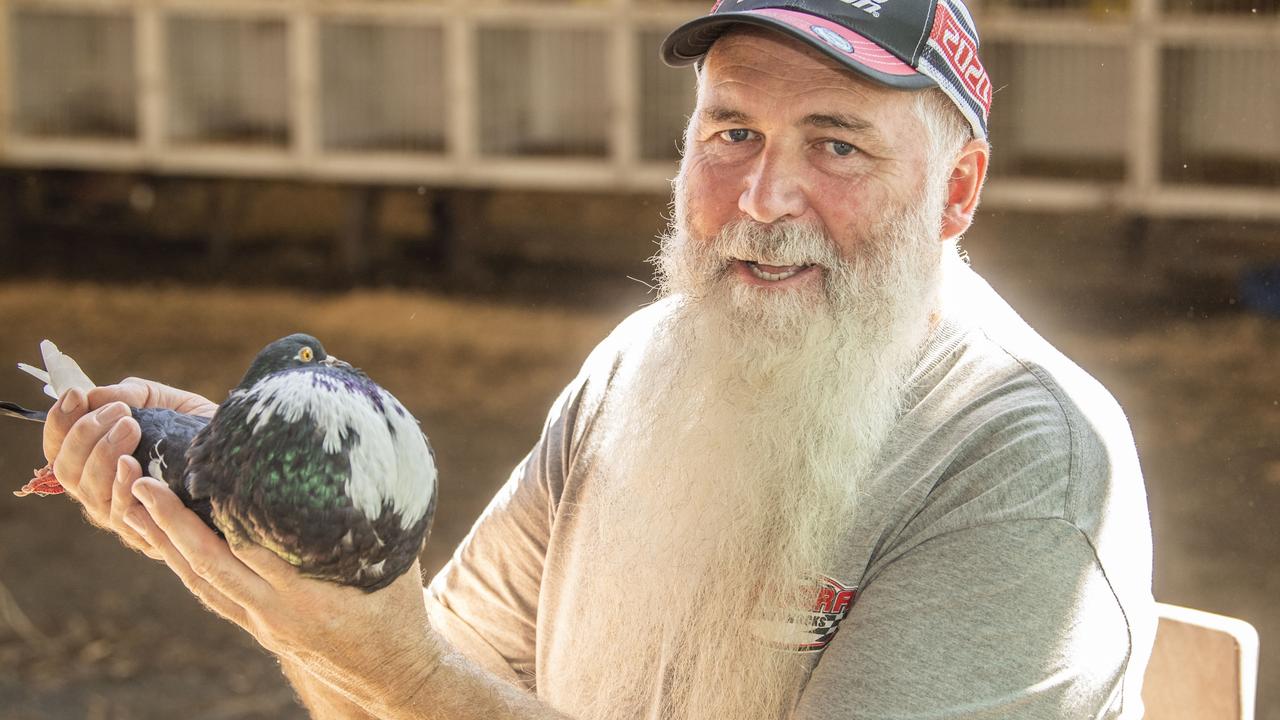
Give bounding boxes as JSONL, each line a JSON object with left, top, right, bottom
{"left": 122, "top": 479, "right": 568, "bottom": 719}
{"left": 278, "top": 659, "right": 378, "bottom": 719}
{"left": 276, "top": 652, "right": 557, "bottom": 720}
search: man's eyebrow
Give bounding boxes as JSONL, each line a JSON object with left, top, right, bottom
{"left": 702, "top": 107, "right": 885, "bottom": 141}
{"left": 700, "top": 106, "right": 752, "bottom": 124}
{"left": 803, "top": 112, "right": 880, "bottom": 137}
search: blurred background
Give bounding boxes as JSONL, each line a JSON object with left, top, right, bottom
{"left": 0, "top": 0, "right": 1276, "bottom": 717}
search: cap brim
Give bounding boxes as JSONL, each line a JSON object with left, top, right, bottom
{"left": 660, "top": 8, "right": 936, "bottom": 90}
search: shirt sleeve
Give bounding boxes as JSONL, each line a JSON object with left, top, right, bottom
{"left": 793, "top": 518, "right": 1134, "bottom": 720}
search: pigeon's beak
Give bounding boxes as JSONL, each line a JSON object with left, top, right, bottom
{"left": 321, "top": 355, "right": 354, "bottom": 371}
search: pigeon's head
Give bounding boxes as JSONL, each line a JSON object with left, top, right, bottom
{"left": 235, "top": 333, "right": 351, "bottom": 390}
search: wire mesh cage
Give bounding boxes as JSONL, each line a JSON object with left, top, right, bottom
{"left": 10, "top": 8, "right": 136, "bottom": 139}
{"left": 166, "top": 14, "right": 289, "bottom": 147}
{"left": 1161, "top": 44, "right": 1280, "bottom": 186}
{"left": 983, "top": 40, "right": 1128, "bottom": 181}
{"left": 638, "top": 27, "right": 695, "bottom": 163}
{"left": 477, "top": 25, "right": 610, "bottom": 158}
{"left": 978, "top": 0, "right": 1130, "bottom": 17}
{"left": 319, "top": 19, "right": 447, "bottom": 154}
{"left": 1163, "top": 0, "right": 1278, "bottom": 15}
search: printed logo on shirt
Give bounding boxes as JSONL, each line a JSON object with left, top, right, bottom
{"left": 752, "top": 575, "right": 858, "bottom": 653}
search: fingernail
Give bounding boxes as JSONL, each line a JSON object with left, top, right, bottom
{"left": 132, "top": 482, "right": 154, "bottom": 507}
{"left": 115, "top": 457, "right": 131, "bottom": 484}
{"left": 107, "top": 418, "right": 131, "bottom": 444}
{"left": 61, "top": 390, "right": 83, "bottom": 415}
{"left": 99, "top": 403, "right": 129, "bottom": 424}
{"left": 123, "top": 508, "right": 148, "bottom": 536}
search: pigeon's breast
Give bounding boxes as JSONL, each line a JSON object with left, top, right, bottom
{"left": 236, "top": 366, "right": 436, "bottom": 529}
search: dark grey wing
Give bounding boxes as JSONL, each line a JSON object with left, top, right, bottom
{"left": 130, "top": 408, "right": 217, "bottom": 531}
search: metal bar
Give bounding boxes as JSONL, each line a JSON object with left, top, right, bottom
{"left": 979, "top": 16, "right": 1133, "bottom": 44}
{"left": 1142, "top": 186, "right": 1280, "bottom": 220}
{"left": 0, "top": 0, "right": 12, "bottom": 155}
{"left": 137, "top": 3, "right": 163, "bottom": 157}
{"left": 290, "top": 7, "right": 318, "bottom": 162}
{"left": 3, "top": 137, "right": 148, "bottom": 166}
{"left": 1158, "top": 19, "right": 1280, "bottom": 45}
{"left": 8, "top": 0, "right": 136, "bottom": 10}
{"left": 155, "top": 0, "right": 297, "bottom": 20}
{"left": 1126, "top": 0, "right": 1161, "bottom": 213}
{"left": 611, "top": 22, "right": 640, "bottom": 173}
{"left": 446, "top": 9, "right": 477, "bottom": 164}
{"left": 981, "top": 178, "right": 1120, "bottom": 211}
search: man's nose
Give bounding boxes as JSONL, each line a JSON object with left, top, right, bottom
{"left": 738, "top": 146, "right": 808, "bottom": 224}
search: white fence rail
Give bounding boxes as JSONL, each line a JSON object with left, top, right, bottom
{"left": 1, "top": 0, "right": 1277, "bottom": 219}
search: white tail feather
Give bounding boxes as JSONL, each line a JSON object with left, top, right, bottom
{"left": 19, "top": 340, "right": 96, "bottom": 400}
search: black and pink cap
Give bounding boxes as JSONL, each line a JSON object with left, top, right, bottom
{"left": 661, "top": 0, "right": 993, "bottom": 139}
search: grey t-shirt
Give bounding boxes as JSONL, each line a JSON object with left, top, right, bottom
{"left": 426, "top": 264, "right": 1157, "bottom": 719}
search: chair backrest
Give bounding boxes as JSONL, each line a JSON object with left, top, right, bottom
{"left": 1142, "top": 602, "right": 1260, "bottom": 720}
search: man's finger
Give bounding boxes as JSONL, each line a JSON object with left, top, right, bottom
{"left": 122, "top": 503, "right": 250, "bottom": 628}
{"left": 51, "top": 401, "right": 131, "bottom": 498}
{"left": 42, "top": 388, "right": 88, "bottom": 464}
{"left": 131, "top": 477, "right": 274, "bottom": 609}
{"left": 78, "top": 416, "right": 142, "bottom": 521}
{"left": 91, "top": 379, "right": 218, "bottom": 417}
{"left": 226, "top": 537, "right": 305, "bottom": 591}
{"left": 108, "top": 455, "right": 153, "bottom": 553}
{"left": 86, "top": 381, "right": 152, "bottom": 411}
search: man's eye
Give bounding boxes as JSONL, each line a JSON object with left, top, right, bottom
{"left": 719, "top": 129, "right": 753, "bottom": 143}
{"left": 827, "top": 140, "right": 857, "bottom": 157}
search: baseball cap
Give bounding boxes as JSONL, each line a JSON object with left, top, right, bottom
{"left": 660, "top": 0, "right": 993, "bottom": 139}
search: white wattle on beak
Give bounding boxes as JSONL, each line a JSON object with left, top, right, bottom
{"left": 322, "top": 355, "right": 354, "bottom": 370}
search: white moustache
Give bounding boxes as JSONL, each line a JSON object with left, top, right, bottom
{"left": 711, "top": 218, "right": 845, "bottom": 270}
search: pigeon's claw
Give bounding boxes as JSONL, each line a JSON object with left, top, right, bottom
{"left": 14, "top": 464, "right": 64, "bottom": 497}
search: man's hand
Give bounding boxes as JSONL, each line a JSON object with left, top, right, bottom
{"left": 42, "top": 379, "right": 218, "bottom": 557}
{"left": 123, "top": 476, "right": 441, "bottom": 715}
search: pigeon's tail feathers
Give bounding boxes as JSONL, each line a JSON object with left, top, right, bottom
{"left": 16, "top": 363, "right": 54, "bottom": 400}
{"left": 0, "top": 401, "right": 47, "bottom": 423}
{"left": 38, "top": 340, "right": 95, "bottom": 398}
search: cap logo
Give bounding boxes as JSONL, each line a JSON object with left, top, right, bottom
{"left": 810, "top": 25, "right": 855, "bottom": 53}
{"left": 930, "top": 2, "right": 992, "bottom": 112}
{"left": 838, "top": 0, "right": 885, "bottom": 19}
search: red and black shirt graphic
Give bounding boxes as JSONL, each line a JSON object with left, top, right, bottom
{"left": 753, "top": 576, "right": 858, "bottom": 653}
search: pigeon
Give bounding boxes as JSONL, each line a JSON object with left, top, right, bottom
{"left": 2, "top": 335, "right": 438, "bottom": 592}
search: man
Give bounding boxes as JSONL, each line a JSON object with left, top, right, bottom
{"left": 43, "top": 0, "right": 1156, "bottom": 717}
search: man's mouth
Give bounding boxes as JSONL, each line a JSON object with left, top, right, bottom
{"left": 738, "top": 260, "right": 816, "bottom": 283}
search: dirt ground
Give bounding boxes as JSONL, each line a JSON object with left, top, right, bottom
{"left": 0, "top": 209, "right": 1276, "bottom": 719}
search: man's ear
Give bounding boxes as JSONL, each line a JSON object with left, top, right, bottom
{"left": 940, "top": 139, "right": 989, "bottom": 241}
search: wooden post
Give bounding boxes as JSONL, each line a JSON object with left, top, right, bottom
{"left": 207, "top": 179, "right": 242, "bottom": 270}
{"left": 337, "top": 184, "right": 378, "bottom": 283}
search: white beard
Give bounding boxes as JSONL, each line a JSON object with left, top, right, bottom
{"left": 542, "top": 176, "right": 949, "bottom": 720}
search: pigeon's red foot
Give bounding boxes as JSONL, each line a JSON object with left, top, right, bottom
{"left": 14, "top": 464, "right": 64, "bottom": 497}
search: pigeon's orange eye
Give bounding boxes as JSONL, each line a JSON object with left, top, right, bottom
{"left": 298, "top": 347, "right": 314, "bottom": 363}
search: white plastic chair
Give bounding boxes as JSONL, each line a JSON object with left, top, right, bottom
{"left": 1142, "top": 603, "right": 1260, "bottom": 720}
